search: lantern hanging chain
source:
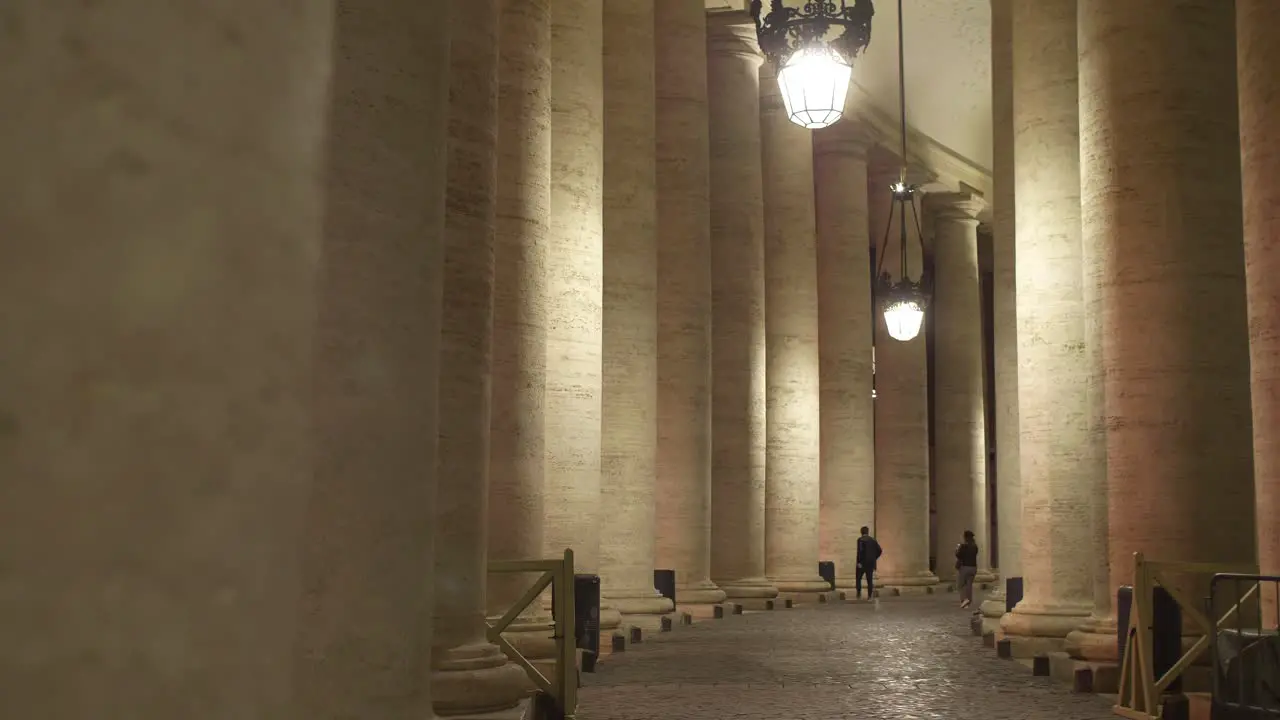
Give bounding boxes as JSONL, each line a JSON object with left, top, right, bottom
{"left": 896, "top": 0, "right": 908, "bottom": 184}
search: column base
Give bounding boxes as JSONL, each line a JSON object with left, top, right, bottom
{"left": 715, "top": 576, "right": 779, "bottom": 599}
{"left": 1047, "top": 651, "right": 1121, "bottom": 694}
{"left": 608, "top": 589, "right": 675, "bottom": 631}
{"left": 769, "top": 575, "right": 833, "bottom": 595}
{"left": 976, "top": 568, "right": 998, "bottom": 584}
{"left": 675, "top": 579, "right": 728, "bottom": 606}
{"left": 1000, "top": 600, "right": 1094, "bottom": 641}
{"left": 980, "top": 589, "right": 1006, "bottom": 634}
{"left": 878, "top": 570, "right": 941, "bottom": 595}
{"left": 432, "top": 641, "right": 529, "bottom": 717}
{"left": 1064, "top": 614, "right": 1119, "bottom": 663}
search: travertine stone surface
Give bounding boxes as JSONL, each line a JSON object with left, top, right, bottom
{"left": 1067, "top": 46, "right": 1116, "bottom": 660}
{"left": 982, "top": 0, "right": 1021, "bottom": 628}
{"left": 1079, "top": 0, "right": 1255, "bottom": 617}
{"left": 759, "top": 63, "right": 829, "bottom": 595}
{"left": 433, "top": 1, "right": 527, "bottom": 713}
{"left": 930, "top": 193, "right": 991, "bottom": 584}
{"left": 1001, "top": 0, "right": 1094, "bottom": 644}
{"left": 1239, "top": 0, "right": 1280, "bottom": 627}
{"left": 707, "top": 19, "right": 777, "bottom": 600}
{"left": 489, "top": 0, "right": 557, "bottom": 666}
{"left": 813, "top": 123, "right": 876, "bottom": 589}
{"left": 297, "top": 3, "right": 453, "bottom": 716}
{"left": 547, "top": 0, "right": 620, "bottom": 628}
{"left": 600, "top": 0, "right": 673, "bottom": 628}
{"left": 0, "top": 5, "right": 331, "bottom": 716}
{"left": 654, "top": 0, "right": 726, "bottom": 607}
{"left": 871, "top": 170, "right": 938, "bottom": 590}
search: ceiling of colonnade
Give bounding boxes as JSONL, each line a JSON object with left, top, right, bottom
{"left": 706, "top": 0, "right": 993, "bottom": 173}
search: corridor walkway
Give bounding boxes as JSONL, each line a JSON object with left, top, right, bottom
{"left": 578, "top": 593, "right": 1115, "bottom": 720}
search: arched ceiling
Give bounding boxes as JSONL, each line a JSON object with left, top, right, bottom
{"left": 707, "top": 0, "right": 993, "bottom": 172}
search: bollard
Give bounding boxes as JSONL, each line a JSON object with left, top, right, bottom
{"left": 818, "top": 560, "right": 836, "bottom": 590}
{"left": 654, "top": 569, "right": 677, "bottom": 609}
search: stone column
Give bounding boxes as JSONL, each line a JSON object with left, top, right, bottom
{"left": 432, "top": 0, "right": 527, "bottom": 714}
{"left": 1079, "top": 0, "right": 1255, "bottom": 631}
{"left": 599, "top": 0, "right": 673, "bottom": 630}
{"left": 759, "top": 62, "right": 829, "bottom": 597}
{"left": 1000, "top": 0, "right": 1094, "bottom": 653}
{"left": 981, "top": 0, "right": 1021, "bottom": 632}
{"left": 546, "top": 0, "right": 620, "bottom": 630}
{"left": 871, "top": 169, "right": 938, "bottom": 592}
{"left": 489, "top": 0, "right": 557, "bottom": 667}
{"left": 930, "top": 193, "right": 992, "bottom": 585}
{"left": 814, "top": 122, "right": 876, "bottom": 590}
{"left": 707, "top": 18, "right": 778, "bottom": 601}
{"left": 1240, "top": 0, "right": 1280, "bottom": 626}
{"left": 0, "top": 5, "right": 331, "bottom": 717}
{"left": 654, "top": 0, "right": 727, "bottom": 607}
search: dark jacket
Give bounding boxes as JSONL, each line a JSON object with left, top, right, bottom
{"left": 856, "top": 535, "right": 883, "bottom": 569}
{"left": 955, "top": 540, "right": 979, "bottom": 568}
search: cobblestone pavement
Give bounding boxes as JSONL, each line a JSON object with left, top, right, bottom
{"left": 578, "top": 593, "right": 1114, "bottom": 720}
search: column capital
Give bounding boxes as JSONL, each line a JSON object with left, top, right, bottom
{"left": 706, "top": 18, "right": 763, "bottom": 65}
{"left": 929, "top": 191, "right": 986, "bottom": 223}
{"left": 813, "top": 120, "right": 877, "bottom": 159}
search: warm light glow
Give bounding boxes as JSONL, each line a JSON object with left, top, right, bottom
{"left": 883, "top": 299, "right": 924, "bottom": 342}
{"left": 776, "top": 47, "right": 852, "bottom": 129}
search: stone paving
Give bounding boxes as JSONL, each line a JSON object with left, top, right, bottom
{"left": 578, "top": 593, "right": 1115, "bottom": 720}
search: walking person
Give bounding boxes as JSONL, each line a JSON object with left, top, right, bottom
{"left": 855, "top": 526, "right": 882, "bottom": 601}
{"left": 955, "top": 530, "right": 979, "bottom": 609}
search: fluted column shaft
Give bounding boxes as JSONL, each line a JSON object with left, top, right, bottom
{"left": 547, "top": 0, "right": 618, "bottom": 628}
{"left": 707, "top": 19, "right": 777, "bottom": 600}
{"left": 488, "top": 0, "right": 555, "bottom": 667}
{"left": 432, "top": 0, "right": 526, "bottom": 714}
{"left": 654, "top": 0, "right": 726, "bottom": 606}
{"left": 759, "top": 63, "right": 828, "bottom": 596}
{"left": 982, "top": 0, "right": 1021, "bottom": 631}
{"left": 0, "top": 5, "right": 333, "bottom": 716}
{"left": 1080, "top": 0, "right": 1255, "bottom": 620}
{"left": 600, "top": 0, "right": 673, "bottom": 627}
{"left": 931, "top": 194, "right": 991, "bottom": 584}
{"left": 872, "top": 172, "right": 937, "bottom": 590}
{"left": 1001, "top": 0, "right": 1094, "bottom": 647}
{"left": 814, "top": 124, "right": 876, "bottom": 589}
{"left": 1240, "top": 0, "right": 1280, "bottom": 626}
{"left": 297, "top": 1, "right": 454, "bottom": 714}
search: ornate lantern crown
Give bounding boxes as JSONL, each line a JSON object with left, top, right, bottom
{"left": 750, "top": 1, "right": 875, "bottom": 129}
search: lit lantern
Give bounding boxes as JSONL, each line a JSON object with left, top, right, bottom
{"left": 750, "top": 0, "right": 873, "bottom": 130}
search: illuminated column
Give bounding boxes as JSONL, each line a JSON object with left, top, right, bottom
{"left": 545, "top": 0, "right": 620, "bottom": 630}
{"left": 1000, "top": 0, "right": 1094, "bottom": 654}
{"left": 980, "top": 0, "right": 1022, "bottom": 633}
{"left": 0, "top": 4, "right": 335, "bottom": 716}
{"left": 599, "top": 0, "right": 673, "bottom": 629}
{"left": 759, "top": 62, "right": 828, "bottom": 597}
{"left": 1239, "top": 0, "right": 1280, "bottom": 626}
{"left": 654, "top": 0, "right": 727, "bottom": 607}
{"left": 488, "top": 0, "right": 557, "bottom": 671}
{"left": 431, "top": 0, "right": 527, "bottom": 714}
{"left": 813, "top": 122, "right": 876, "bottom": 589}
{"left": 871, "top": 169, "right": 938, "bottom": 592}
{"left": 930, "top": 193, "right": 992, "bottom": 585}
{"left": 1080, "top": 0, "right": 1254, "bottom": 636}
{"left": 706, "top": 17, "right": 777, "bottom": 601}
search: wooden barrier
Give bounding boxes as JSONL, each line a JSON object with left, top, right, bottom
{"left": 488, "top": 549, "right": 579, "bottom": 720}
{"left": 1114, "top": 552, "right": 1257, "bottom": 720}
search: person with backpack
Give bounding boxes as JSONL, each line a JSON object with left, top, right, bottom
{"left": 855, "top": 526, "right": 883, "bottom": 601}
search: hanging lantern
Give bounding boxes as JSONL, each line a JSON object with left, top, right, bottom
{"left": 876, "top": 181, "right": 930, "bottom": 343}
{"left": 750, "top": 0, "right": 874, "bottom": 130}
{"left": 874, "top": 0, "right": 930, "bottom": 343}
